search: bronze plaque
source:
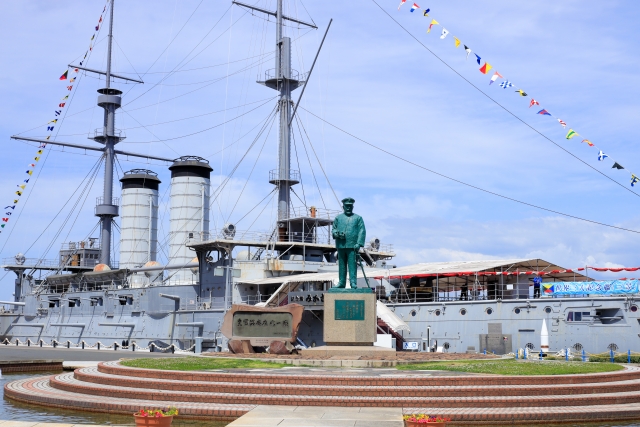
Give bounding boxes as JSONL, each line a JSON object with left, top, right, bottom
{"left": 334, "top": 300, "right": 365, "bottom": 320}
{"left": 232, "top": 311, "right": 293, "bottom": 338}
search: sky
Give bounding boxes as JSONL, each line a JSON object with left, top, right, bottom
{"left": 0, "top": 0, "right": 639, "bottom": 301}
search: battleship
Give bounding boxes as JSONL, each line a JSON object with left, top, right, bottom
{"left": 0, "top": 0, "right": 638, "bottom": 355}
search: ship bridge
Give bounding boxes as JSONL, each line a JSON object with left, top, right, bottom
{"left": 234, "top": 258, "right": 594, "bottom": 307}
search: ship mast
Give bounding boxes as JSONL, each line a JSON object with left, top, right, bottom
{"left": 11, "top": 0, "right": 175, "bottom": 267}
{"left": 275, "top": 0, "right": 292, "bottom": 221}
{"left": 97, "top": 0, "right": 118, "bottom": 266}
{"left": 232, "top": 1, "right": 317, "bottom": 221}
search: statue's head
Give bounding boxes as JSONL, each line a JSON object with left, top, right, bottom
{"left": 342, "top": 197, "right": 355, "bottom": 216}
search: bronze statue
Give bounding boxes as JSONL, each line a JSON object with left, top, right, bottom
{"left": 332, "top": 197, "right": 366, "bottom": 289}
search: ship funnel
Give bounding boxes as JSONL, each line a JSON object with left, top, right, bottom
{"left": 168, "top": 156, "right": 212, "bottom": 284}
{"left": 119, "top": 170, "right": 160, "bottom": 287}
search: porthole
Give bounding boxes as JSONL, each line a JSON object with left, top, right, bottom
{"left": 608, "top": 343, "right": 619, "bottom": 351}
{"left": 525, "top": 343, "right": 535, "bottom": 350}
{"left": 435, "top": 309, "right": 441, "bottom": 316}
{"left": 544, "top": 307, "right": 552, "bottom": 314}
{"left": 460, "top": 308, "right": 467, "bottom": 316}
{"left": 486, "top": 308, "right": 493, "bottom": 315}
{"left": 573, "top": 343, "right": 583, "bottom": 351}
{"left": 514, "top": 308, "right": 521, "bottom": 314}
{"left": 631, "top": 305, "right": 638, "bottom": 313}
{"left": 443, "top": 342, "right": 450, "bottom": 350}
{"left": 410, "top": 310, "right": 417, "bottom": 317}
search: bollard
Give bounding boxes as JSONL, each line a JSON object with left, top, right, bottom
{"left": 566, "top": 348, "right": 569, "bottom": 361}
{"left": 629, "top": 350, "right": 632, "bottom": 364}
{"left": 610, "top": 349, "right": 615, "bottom": 363}
{"left": 53, "top": 341, "right": 56, "bottom": 348}
{"left": 171, "top": 344, "right": 175, "bottom": 354}
{"left": 515, "top": 349, "right": 519, "bottom": 360}
{"left": 524, "top": 348, "right": 527, "bottom": 360}
{"left": 582, "top": 349, "right": 586, "bottom": 362}
{"left": 15, "top": 340, "right": 18, "bottom": 346}
{"left": 27, "top": 340, "right": 30, "bottom": 347}
{"left": 82, "top": 341, "right": 85, "bottom": 350}
{"left": 539, "top": 350, "right": 543, "bottom": 361}
{"left": 483, "top": 348, "right": 486, "bottom": 355}
{"left": 150, "top": 343, "right": 154, "bottom": 353}
{"left": 97, "top": 342, "right": 100, "bottom": 350}
{"left": 67, "top": 341, "right": 70, "bottom": 349}
{"left": 39, "top": 340, "right": 43, "bottom": 348}
{"left": 132, "top": 343, "right": 135, "bottom": 352}
{"left": 114, "top": 343, "right": 118, "bottom": 351}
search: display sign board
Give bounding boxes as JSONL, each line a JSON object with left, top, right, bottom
{"left": 334, "top": 300, "right": 365, "bottom": 320}
{"left": 403, "top": 341, "right": 419, "bottom": 350}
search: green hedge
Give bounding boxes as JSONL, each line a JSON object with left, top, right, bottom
{"left": 588, "top": 354, "right": 640, "bottom": 363}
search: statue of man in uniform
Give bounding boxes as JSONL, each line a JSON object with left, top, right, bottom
{"left": 332, "top": 197, "right": 366, "bottom": 289}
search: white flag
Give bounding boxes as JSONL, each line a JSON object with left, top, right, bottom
{"left": 440, "top": 28, "right": 449, "bottom": 39}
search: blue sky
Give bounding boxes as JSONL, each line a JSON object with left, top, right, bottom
{"left": 0, "top": 0, "right": 639, "bottom": 300}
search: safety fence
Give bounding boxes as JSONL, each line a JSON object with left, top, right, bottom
{"left": 1, "top": 338, "right": 196, "bottom": 353}
{"left": 511, "top": 347, "right": 640, "bottom": 363}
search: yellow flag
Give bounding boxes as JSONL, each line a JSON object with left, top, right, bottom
{"left": 454, "top": 37, "right": 461, "bottom": 48}
{"left": 427, "top": 19, "right": 439, "bottom": 33}
{"left": 34, "top": 157, "right": 40, "bottom": 161}
{"left": 15, "top": 191, "right": 22, "bottom": 196}
{"left": 26, "top": 170, "right": 33, "bottom": 176}
{"left": 37, "top": 150, "right": 43, "bottom": 155}
{"left": 19, "top": 185, "right": 26, "bottom": 190}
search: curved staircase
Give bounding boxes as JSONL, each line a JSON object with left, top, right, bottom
{"left": 7, "top": 361, "right": 640, "bottom": 424}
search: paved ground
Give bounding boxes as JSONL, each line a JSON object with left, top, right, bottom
{"left": 227, "top": 405, "right": 402, "bottom": 427}
{"left": 0, "top": 346, "right": 182, "bottom": 361}
{"left": 0, "top": 422, "right": 123, "bottom": 427}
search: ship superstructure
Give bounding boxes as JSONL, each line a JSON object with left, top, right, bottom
{"left": 1, "top": 0, "right": 639, "bottom": 356}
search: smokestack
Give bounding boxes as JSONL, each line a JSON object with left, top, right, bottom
{"left": 168, "top": 156, "right": 212, "bottom": 284}
{"left": 119, "top": 169, "right": 160, "bottom": 282}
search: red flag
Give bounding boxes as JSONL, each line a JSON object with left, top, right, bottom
{"left": 59, "top": 70, "right": 68, "bottom": 80}
{"left": 67, "top": 86, "right": 73, "bottom": 90}
{"left": 529, "top": 99, "right": 539, "bottom": 108}
{"left": 59, "top": 103, "right": 66, "bottom": 108}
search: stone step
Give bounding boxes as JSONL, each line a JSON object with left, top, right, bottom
{"left": 3, "top": 375, "right": 254, "bottom": 420}
{"left": 50, "top": 372, "right": 640, "bottom": 408}
{"left": 98, "top": 360, "right": 640, "bottom": 387}
{"left": 9, "top": 373, "right": 640, "bottom": 424}
{"left": 76, "top": 366, "right": 640, "bottom": 397}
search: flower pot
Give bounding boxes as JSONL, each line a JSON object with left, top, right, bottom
{"left": 405, "top": 422, "right": 448, "bottom": 426}
{"left": 134, "top": 414, "right": 174, "bottom": 427}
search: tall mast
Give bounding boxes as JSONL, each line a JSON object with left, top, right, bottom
{"left": 95, "top": 0, "right": 121, "bottom": 266}
{"left": 231, "top": 1, "right": 316, "bottom": 220}
{"left": 275, "top": 0, "right": 292, "bottom": 221}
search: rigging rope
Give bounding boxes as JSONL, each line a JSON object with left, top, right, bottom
{"left": 295, "top": 115, "right": 340, "bottom": 206}
{"left": 369, "top": 0, "right": 640, "bottom": 200}
{"left": 300, "top": 106, "right": 640, "bottom": 235}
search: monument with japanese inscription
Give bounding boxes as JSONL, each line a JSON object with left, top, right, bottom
{"left": 303, "top": 197, "right": 395, "bottom": 357}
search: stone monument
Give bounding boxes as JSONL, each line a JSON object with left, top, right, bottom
{"left": 302, "top": 197, "right": 395, "bottom": 357}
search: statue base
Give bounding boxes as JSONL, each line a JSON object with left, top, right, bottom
{"left": 301, "top": 345, "right": 396, "bottom": 358}
{"left": 323, "top": 289, "right": 377, "bottom": 346}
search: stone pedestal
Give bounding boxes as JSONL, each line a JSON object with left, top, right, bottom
{"left": 323, "top": 289, "right": 377, "bottom": 345}
{"left": 301, "top": 288, "right": 395, "bottom": 358}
